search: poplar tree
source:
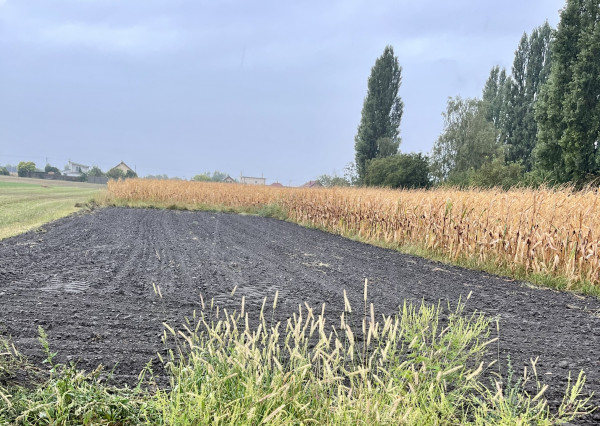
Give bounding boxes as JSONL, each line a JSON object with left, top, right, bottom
{"left": 536, "top": 0, "right": 600, "bottom": 182}
{"left": 354, "top": 46, "right": 404, "bottom": 181}
{"left": 504, "top": 23, "right": 553, "bottom": 171}
{"left": 482, "top": 65, "right": 509, "bottom": 143}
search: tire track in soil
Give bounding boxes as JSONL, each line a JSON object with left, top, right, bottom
{"left": 0, "top": 207, "right": 599, "bottom": 423}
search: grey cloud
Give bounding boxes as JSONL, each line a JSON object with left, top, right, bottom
{"left": 0, "top": 0, "right": 565, "bottom": 184}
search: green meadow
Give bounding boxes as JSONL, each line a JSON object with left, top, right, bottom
{"left": 0, "top": 177, "right": 102, "bottom": 240}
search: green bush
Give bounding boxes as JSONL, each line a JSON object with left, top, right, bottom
{"left": 193, "top": 171, "right": 230, "bottom": 182}
{"left": 192, "top": 173, "right": 211, "bottom": 182}
{"left": 44, "top": 164, "right": 61, "bottom": 175}
{"left": 315, "top": 174, "right": 350, "bottom": 187}
{"left": 88, "top": 166, "right": 105, "bottom": 177}
{"left": 106, "top": 168, "right": 126, "bottom": 180}
{"left": 364, "top": 153, "right": 431, "bottom": 189}
{"left": 441, "top": 159, "right": 525, "bottom": 190}
{"left": 470, "top": 158, "right": 524, "bottom": 189}
{"left": 17, "top": 161, "right": 36, "bottom": 177}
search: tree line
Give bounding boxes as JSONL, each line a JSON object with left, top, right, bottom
{"left": 317, "top": 0, "right": 599, "bottom": 189}
{"left": 2, "top": 162, "right": 235, "bottom": 183}
{"left": 2, "top": 162, "right": 138, "bottom": 181}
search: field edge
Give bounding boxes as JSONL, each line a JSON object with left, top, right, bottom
{"left": 95, "top": 193, "right": 600, "bottom": 298}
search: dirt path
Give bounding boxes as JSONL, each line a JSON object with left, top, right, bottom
{"left": 1, "top": 208, "right": 599, "bottom": 421}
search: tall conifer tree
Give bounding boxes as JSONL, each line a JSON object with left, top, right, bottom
{"left": 536, "top": 0, "right": 600, "bottom": 182}
{"left": 354, "top": 46, "right": 404, "bottom": 182}
{"left": 504, "top": 23, "right": 553, "bottom": 171}
{"left": 482, "top": 65, "right": 510, "bottom": 145}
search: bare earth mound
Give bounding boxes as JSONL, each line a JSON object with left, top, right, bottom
{"left": 1, "top": 208, "right": 599, "bottom": 422}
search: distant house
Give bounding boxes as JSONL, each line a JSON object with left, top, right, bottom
{"left": 223, "top": 175, "right": 236, "bottom": 183}
{"left": 112, "top": 161, "right": 135, "bottom": 174}
{"left": 270, "top": 182, "right": 284, "bottom": 187}
{"left": 63, "top": 161, "right": 90, "bottom": 177}
{"left": 240, "top": 175, "right": 266, "bottom": 185}
{"left": 300, "top": 180, "right": 322, "bottom": 188}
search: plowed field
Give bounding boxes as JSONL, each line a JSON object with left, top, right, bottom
{"left": 1, "top": 208, "right": 599, "bottom": 422}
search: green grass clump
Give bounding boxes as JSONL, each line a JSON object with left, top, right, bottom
{"left": 154, "top": 282, "right": 593, "bottom": 424}
{"left": 0, "top": 333, "right": 30, "bottom": 409}
{"left": 0, "top": 284, "right": 594, "bottom": 424}
{"left": 0, "top": 328, "right": 159, "bottom": 425}
{"left": 255, "top": 203, "right": 288, "bottom": 219}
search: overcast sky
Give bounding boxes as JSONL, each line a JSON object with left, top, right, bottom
{"left": 0, "top": 0, "right": 565, "bottom": 185}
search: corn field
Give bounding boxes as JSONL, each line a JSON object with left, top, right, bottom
{"left": 107, "top": 179, "right": 600, "bottom": 288}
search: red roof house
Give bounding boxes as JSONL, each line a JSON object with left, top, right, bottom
{"left": 300, "top": 180, "right": 322, "bottom": 188}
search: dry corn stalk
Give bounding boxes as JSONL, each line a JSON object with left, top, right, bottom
{"left": 108, "top": 180, "right": 600, "bottom": 287}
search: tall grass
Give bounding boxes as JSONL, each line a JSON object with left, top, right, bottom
{"left": 105, "top": 179, "right": 600, "bottom": 292}
{"left": 0, "top": 285, "right": 593, "bottom": 424}
{"left": 153, "top": 282, "right": 592, "bottom": 424}
{"left": 0, "top": 329, "right": 159, "bottom": 424}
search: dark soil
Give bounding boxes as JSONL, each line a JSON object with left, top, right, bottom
{"left": 1, "top": 208, "right": 599, "bottom": 422}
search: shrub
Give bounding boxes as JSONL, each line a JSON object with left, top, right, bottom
{"left": 106, "top": 168, "right": 126, "bottom": 180}
{"left": 364, "top": 153, "right": 431, "bottom": 189}
{"left": 315, "top": 174, "right": 350, "bottom": 187}
{"left": 17, "top": 161, "right": 36, "bottom": 177}
{"left": 88, "top": 166, "right": 105, "bottom": 177}
{"left": 470, "top": 158, "right": 524, "bottom": 189}
{"left": 192, "top": 173, "right": 211, "bottom": 182}
{"left": 44, "top": 164, "right": 61, "bottom": 175}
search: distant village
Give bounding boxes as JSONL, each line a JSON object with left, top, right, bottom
{"left": 2, "top": 160, "right": 136, "bottom": 185}
{"left": 1, "top": 160, "right": 322, "bottom": 188}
